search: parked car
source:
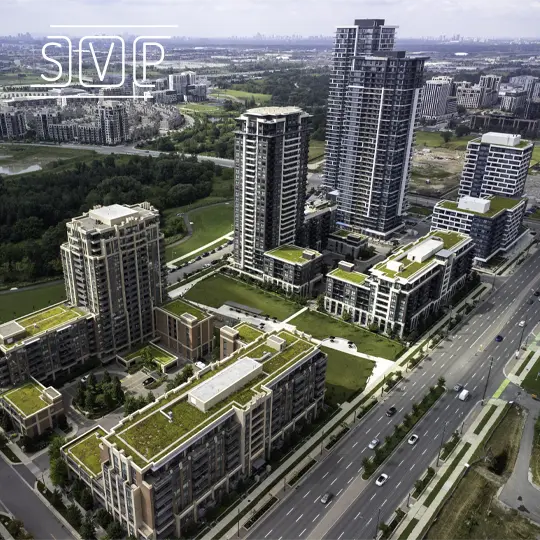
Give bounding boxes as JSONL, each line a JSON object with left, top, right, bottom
{"left": 320, "top": 492, "right": 332, "bottom": 504}
{"left": 81, "top": 374, "right": 90, "bottom": 384}
{"left": 375, "top": 474, "right": 389, "bottom": 486}
{"left": 386, "top": 406, "right": 397, "bottom": 417}
{"left": 368, "top": 438, "right": 380, "bottom": 450}
{"left": 143, "top": 377, "right": 155, "bottom": 387}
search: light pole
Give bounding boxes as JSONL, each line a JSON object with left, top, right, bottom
{"left": 518, "top": 323, "right": 527, "bottom": 351}
{"left": 436, "top": 422, "right": 448, "bottom": 467}
{"left": 481, "top": 357, "right": 494, "bottom": 405}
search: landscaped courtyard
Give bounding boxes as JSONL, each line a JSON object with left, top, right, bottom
{"left": 184, "top": 274, "right": 302, "bottom": 320}
{"left": 125, "top": 343, "right": 177, "bottom": 366}
{"left": 289, "top": 310, "right": 404, "bottom": 360}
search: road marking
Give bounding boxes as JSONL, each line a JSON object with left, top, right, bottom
{"left": 424, "top": 430, "right": 429, "bottom": 436}
{"left": 300, "top": 529, "right": 307, "bottom": 537}
{"left": 330, "top": 478, "right": 337, "bottom": 486}
{"left": 422, "top": 449, "right": 427, "bottom": 455}
{"left": 435, "top": 416, "right": 440, "bottom": 423}
{"left": 287, "top": 508, "right": 294, "bottom": 516}
{"left": 370, "top": 493, "right": 376, "bottom": 501}
{"left": 265, "top": 530, "right": 273, "bottom": 538}
{"left": 313, "top": 514, "right": 320, "bottom": 522}
{"left": 338, "top": 532, "right": 344, "bottom": 540}
{"left": 434, "top": 433, "right": 440, "bottom": 439}
{"left": 366, "top": 428, "right": 372, "bottom": 434}
{"left": 355, "top": 511, "right": 362, "bottom": 520}
{"left": 296, "top": 514, "right": 303, "bottom": 523}
{"left": 378, "top": 416, "right": 384, "bottom": 422}
{"left": 314, "top": 497, "right": 319, "bottom": 503}
{"left": 367, "top": 518, "right": 373, "bottom": 526}
{"left": 337, "top": 488, "right": 343, "bottom": 496}
{"left": 346, "top": 461, "right": 353, "bottom": 469}
{"left": 338, "top": 457, "right": 343, "bottom": 464}
{"left": 303, "top": 490, "right": 311, "bottom": 498}
{"left": 353, "top": 442, "right": 358, "bottom": 448}
{"left": 375, "top": 432, "right": 381, "bottom": 438}
{"left": 348, "top": 476, "right": 354, "bottom": 484}
{"left": 399, "top": 407, "right": 404, "bottom": 412}
{"left": 445, "top": 405, "right": 450, "bottom": 411}
{"left": 396, "top": 481, "right": 402, "bottom": 488}
{"left": 399, "top": 459, "right": 404, "bottom": 467}
{"left": 472, "top": 385, "right": 478, "bottom": 391}
{"left": 472, "top": 372, "right": 477, "bottom": 378}
{"left": 358, "top": 467, "right": 363, "bottom": 473}
{"left": 381, "top": 498, "right": 387, "bottom": 507}
{"left": 322, "top": 472, "right": 329, "bottom": 479}
{"left": 410, "top": 464, "right": 415, "bottom": 471}
{"left": 412, "top": 381, "right": 417, "bottom": 386}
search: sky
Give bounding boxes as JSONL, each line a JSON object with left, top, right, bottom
{"left": 1, "top": 0, "right": 540, "bottom": 38}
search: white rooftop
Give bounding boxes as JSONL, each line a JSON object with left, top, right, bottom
{"left": 89, "top": 205, "right": 140, "bottom": 227}
{"left": 407, "top": 238, "right": 444, "bottom": 263}
{"left": 480, "top": 132, "right": 522, "bottom": 147}
{"left": 245, "top": 106, "right": 304, "bottom": 117}
{"left": 458, "top": 196, "right": 490, "bottom": 214}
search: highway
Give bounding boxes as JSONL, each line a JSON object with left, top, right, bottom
{"left": 248, "top": 248, "right": 540, "bottom": 540}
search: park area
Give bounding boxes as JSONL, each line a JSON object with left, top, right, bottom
{"left": 165, "top": 203, "right": 233, "bottom": 261}
{"left": 289, "top": 310, "right": 403, "bottom": 360}
{"left": 210, "top": 89, "right": 272, "bottom": 104}
{"left": 308, "top": 140, "right": 325, "bottom": 162}
{"left": 520, "top": 355, "right": 540, "bottom": 395}
{"left": 184, "top": 274, "right": 301, "bottom": 320}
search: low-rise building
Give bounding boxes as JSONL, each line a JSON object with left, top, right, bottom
{"left": 154, "top": 299, "right": 214, "bottom": 361}
{"left": 0, "top": 303, "right": 97, "bottom": 388}
{"left": 327, "top": 229, "right": 369, "bottom": 260}
{"left": 0, "top": 378, "right": 65, "bottom": 438}
{"left": 263, "top": 245, "right": 323, "bottom": 296}
{"left": 61, "top": 329, "right": 327, "bottom": 539}
{"left": 324, "top": 231, "right": 475, "bottom": 337}
{"left": 431, "top": 195, "right": 526, "bottom": 265}
{"left": 470, "top": 114, "right": 539, "bottom": 138}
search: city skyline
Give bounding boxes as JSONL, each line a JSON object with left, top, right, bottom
{"left": 1, "top": 0, "right": 539, "bottom": 39}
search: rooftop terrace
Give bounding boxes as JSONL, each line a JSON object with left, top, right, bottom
{"left": 235, "top": 323, "right": 264, "bottom": 344}
{"left": 124, "top": 343, "right": 176, "bottom": 366}
{"left": 266, "top": 245, "right": 321, "bottom": 265}
{"left": 64, "top": 427, "right": 107, "bottom": 477}
{"left": 328, "top": 268, "right": 369, "bottom": 286}
{"left": 438, "top": 196, "right": 524, "bottom": 218}
{"left": 160, "top": 299, "right": 207, "bottom": 321}
{"left": 104, "top": 330, "right": 316, "bottom": 468}
{"left": 1, "top": 381, "right": 49, "bottom": 416}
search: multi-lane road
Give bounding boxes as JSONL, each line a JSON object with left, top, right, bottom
{"left": 248, "top": 248, "right": 540, "bottom": 540}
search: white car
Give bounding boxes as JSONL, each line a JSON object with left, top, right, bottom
{"left": 408, "top": 434, "right": 419, "bottom": 445}
{"left": 375, "top": 473, "right": 388, "bottom": 487}
{"left": 368, "top": 438, "right": 380, "bottom": 450}
{"left": 519, "top": 320, "right": 526, "bottom": 327}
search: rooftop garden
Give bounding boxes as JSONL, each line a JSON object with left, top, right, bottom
{"left": 125, "top": 343, "right": 176, "bottom": 366}
{"left": 235, "top": 323, "right": 264, "bottom": 344}
{"left": 438, "top": 197, "right": 523, "bottom": 218}
{"left": 329, "top": 268, "right": 369, "bottom": 286}
{"left": 266, "top": 245, "right": 321, "bottom": 264}
{"left": 262, "top": 339, "right": 313, "bottom": 376}
{"left": 2, "top": 381, "right": 47, "bottom": 416}
{"left": 331, "top": 229, "right": 364, "bottom": 240}
{"left": 65, "top": 428, "right": 106, "bottom": 477}
{"left": 161, "top": 299, "right": 206, "bottom": 321}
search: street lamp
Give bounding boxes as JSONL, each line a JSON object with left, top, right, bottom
{"left": 481, "top": 357, "right": 494, "bottom": 405}
{"left": 436, "top": 422, "right": 448, "bottom": 467}
{"left": 518, "top": 322, "right": 528, "bottom": 350}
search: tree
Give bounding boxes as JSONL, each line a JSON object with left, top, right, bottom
{"left": 183, "top": 364, "right": 194, "bottom": 379}
{"left": 441, "top": 131, "right": 452, "bottom": 143}
{"left": 48, "top": 435, "right": 66, "bottom": 461}
{"left": 437, "top": 376, "right": 446, "bottom": 388}
{"left": 50, "top": 456, "right": 69, "bottom": 487}
{"left": 455, "top": 124, "right": 471, "bottom": 137}
{"left": 80, "top": 515, "right": 96, "bottom": 540}
{"left": 102, "top": 370, "right": 112, "bottom": 384}
{"left": 79, "top": 488, "right": 94, "bottom": 511}
{"left": 112, "top": 376, "right": 124, "bottom": 404}
{"left": 50, "top": 488, "right": 63, "bottom": 507}
{"left": 414, "top": 479, "right": 424, "bottom": 493}
{"left": 85, "top": 391, "right": 96, "bottom": 412}
{"left": 75, "top": 382, "right": 87, "bottom": 407}
{"left": 95, "top": 509, "right": 113, "bottom": 529}
{"left": 146, "top": 391, "right": 156, "bottom": 404}
{"left": 316, "top": 295, "right": 326, "bottom": 312}
{"left": 106, "top": 521, "right": 125, "bottom": 540}
{"left": 342, "top": 310, "right": 352, "bottom": 322}
{"left": 87, "top": 373, "right": 97, "bottom": 389}
{"left": 6, "top": 519, "right": 24, "bottom": 538}
{"left": 66, "top": 504, "right": 82, "bottom": 529}
{"left": 103, "top": 387, "right": 115, "bottom": 411}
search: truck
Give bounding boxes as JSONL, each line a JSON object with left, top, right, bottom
{"left": 458, "top": 389, "right": 470, "bottom": 401}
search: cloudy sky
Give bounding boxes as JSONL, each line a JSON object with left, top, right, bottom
{"left": 2, "top": 0, "right": 539, "bottom": 38}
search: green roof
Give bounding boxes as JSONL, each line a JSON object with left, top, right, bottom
{"left": 472, "top": 137, "right": 531, "bottom": 149}
{"left": 328, "top": 268, "right": 369, "bottom": 286}
{"left": 161, "top": 299, "right": 207, "bottom": 321}
{"left": 265, "top": 245, "right": 321, "bottom": 264}
{"left": 2, "top": 381, "right": 48, "bottom": 416}
{"left": 4, "top": 304, "right": 87, "bottom": 349}
{"left": 105, "top": 330, "right": 317, "bottom": 468}
{"left": 438, "top": 197, "right": 524, "bottom": 218}
{"left": 124, "top": 343, "right": 176, "bottom": 365}
{"left": 235, "top": 323, "right": 264, "bottom": 344}
{"left": 373, "top": 231, "right": 469, "bottom": 281}
{"left": 330, "top": 229, "right": 365, "bottom": 240}
{"left": 65, "top": 427, "right": 106, "bottom": 477}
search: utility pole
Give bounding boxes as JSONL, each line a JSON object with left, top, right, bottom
{"left": 481, "top": 357, "right": 494, "bottom": 405}
{"left": 374, "top": 507, "right": 382, "bottom": 539}
{"left": 436, "top": 422, "right": 448, "bottom": 467}
{"left": 518, "top": 323, "right": 527, "bottom": 351}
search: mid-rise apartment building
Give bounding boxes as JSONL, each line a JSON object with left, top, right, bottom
{"left": 420, "top": 77, "right": 453, "bottom": 121}
{"left": 61, "top": 327, "right": 327, "bottom": 539}
{"left": 432, "top": 195, "right": 526, "bottom": 264}
{"left": 459, "top": 132, "right": 533, "bottom": 199}
{"left": 500, "top": 90, "right": 527, "bottom": 113}
{"left": 34, "top": 109, "right": 61, "bottom": 140}
{"left": 0, "top": 108, "right": 26, "bottom": 139}
{"left": 455, "top": 82, "right": 485, "bottom": 109}
{"left": 98, "top": 101, "right": 129, "bottom": 145}
{"left": 470, "top": 114, "right": 539, "bottom": 138}
{"left": 324, "top": 231, "right": 474, "bottom": 337}
{"left": 61, "top": 203, "right": 166, "bottom": 361}
{"left": 233, "top": 107, "right": 311, "bottom": 273}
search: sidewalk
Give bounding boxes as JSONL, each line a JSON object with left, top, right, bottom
{"left": 167, "top": 232, "right": 233, "bottom": 267}
{"left": 200, "top": 283, "right": 492, "bottom": 540}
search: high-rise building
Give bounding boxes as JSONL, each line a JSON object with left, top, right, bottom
{"left": 233, "top": 106, "right": 311, "bottom": 273}
{"left": 61, "top": 203, "right": 166, "bottom": 359}
{"left": 0, "top": 108, "right": 26, "bottom": 139}
{"left": 325, "top": 23, "right": 427, "bottom": 237}
{"left": 479, "top": 74, "right": 501, "bottom": 92}
{"left": 459, "top": 132, "right": 533, "bottom": 198}
{"left": 97, "top": 101, "right": 129, "bottom": 145}
{"left": 325, "top": 19, "right": 396, "bottom": 191}
{"left": 420, "top": 77, "right": 453, "bottom": 121}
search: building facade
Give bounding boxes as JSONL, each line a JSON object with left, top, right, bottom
{"left": 459, "top": 132, "right": 533, "bottom": 199}
{"left": 0, "top": 108, "right": 26, "bottom": 139}
{"left": 324, "top": 231, "right": 475, "bottom": 337}
{"left": 233, "top": 107, "right": 311, "bottom": 273}
{"left": 420, "top": 77, "right": 453, "bottom": 121}
{"left": 98, "top": 101, "right": 129, "bottom": 145}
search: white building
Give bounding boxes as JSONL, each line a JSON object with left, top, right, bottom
{"left": 420, "top": 78, "right": 453, "bottom": 121}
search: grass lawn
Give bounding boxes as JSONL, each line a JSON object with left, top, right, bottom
{"left": 125, "top": 343, "right": 176, "bottom": 365}
{"left": 408, "top": 206, "right": 432, "bottom": 216}
{"left": 415, "top": 130, "right": 475, "bottom": 151}
{"left": 520, "top": 355, "right": 540, "bottom": 395}
{"left": 531, "top": 416, "right": 540, "bottom": 486}
{"left": 289, "top": 311, "right": 404, "bottom": 360}
{"left": 321, "top": 347, "right": 375, "bottom": 407}
{"left": 308, "top": 140, "right": 325, "bottom": 162}
{"left": 161, "top": 299, "right": 206, "bottom": 321}
{"left": 236, "top": 323, "right": 264, "bottom": 344}
{"left": 66, "top": 428, "right": 106, "bottom": 476}
{"left": 211, "top": 89, "right": 272, "bottom": 104}
{"left": 0, "top": 282, "right": 67, "bottom": 324}
{"left": 177, "top": 103, "right": 231, "bottom": 116}
{"left": 184, "top": 274, "right": 301, "bottom": 320}
{"left": 2, "top": 381, "right": 47, "bottom": 416}
{"left": 165, "top": 203, "right": 233, "bottom": 261}
{"left": 0, "top": 144, "right": 96, "bottom": 167}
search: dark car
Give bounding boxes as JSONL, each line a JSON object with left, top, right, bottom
{"left": 535, "top": 291, "right": 540, "bottom": 297}
{"left": 143, "top": 377, "right": 155, "bottom": 387}
{"left": 495, "top": 335, "right": 504, "bottom": 342}
{"left": 386, "top": 406, "right": 397, "bottom": 417}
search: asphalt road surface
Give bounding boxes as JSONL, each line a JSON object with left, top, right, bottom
{"left": 166, "top": 246, "right": 232, "bottom": 284}
{"left": 248, "top": 249, "right": 540, "bottom": 540}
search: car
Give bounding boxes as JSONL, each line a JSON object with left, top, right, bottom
{"left": 142, "top": 377, "right": 155, "bottom": 387}
{"left": 320, "top": 492, "right": 332, "bottom": 504}
{"left": 529, "top": 299, "right": 534, "bottom": 305}
{"left": 495, "top": 335, "right": 504, "bottom": 342}
{"left": 453, "top": 383, "right": 463, "bottom": 392}
{"left": 368, "top": 438, "right": 380, "bottom": 450}
{"left": 375, "top": 474, "right": 389, "bottom": 487}
{"left": 386, "top": 406, "right": 397, "bottom": 417}
{"left": 408, "top": 434, "right": 419, "bottom": 445}
{"left": 195, "top": 256, "right": 202, "bottom": 261}
{"left": 535, "top": 291, "right": 540, "bottom": 297}
{"left": 81, "top": 374, "right": 90, "bottom": 384}
{"left": 519, "top": 320, "right": 526, "bottom": 327}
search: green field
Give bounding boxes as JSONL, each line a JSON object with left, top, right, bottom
{"left": 0, "top": 144, "right": 96, "bottom": 169}
{"left": 0, "top": 282, "right": 67, "bottom": 324}
{"left": 521, "top": 356, "right": 540, "bottom": 395}
{"left": 0, "top": 72, "right": 54, "bottom": 86}
{"left": 308, "top": 140, "right": 325, "bottom": 162}
{"left": 177, "top": 103, "right": 230, "bottom": 116}
{"left": 211, "top": 89, "right": 272, "bottom": 104}
{"left": 184, "top": 274, "right": 301, "bottom": 320}
{"left": 289, "top": 311, "right": 404, "bottom": 360}
{"left": 321, "top": 347, "right": 375, "bottom": 407}
{"left": 165, "top": 203, "right": 234, "bottom": 261}
{"left": 415, "top": 131, "right": 475, "bottom": 151}
{"left": 408, "top": 206, "right": 432, "bottom": 216}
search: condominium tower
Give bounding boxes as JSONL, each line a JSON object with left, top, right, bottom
{"left": 97, "top": 101, "right": 129, "bottom": 145}
{"left": 61, "top": 203, "right": 165, "bottom": 359}
{"left": 233, "top": 106, "right": 311, "bottom": 273}
{"left": 324, "top": 19, "right": 427, "bottom": 238}
{"left": 420, "top": 77, "right": 453, "bottom": 121}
